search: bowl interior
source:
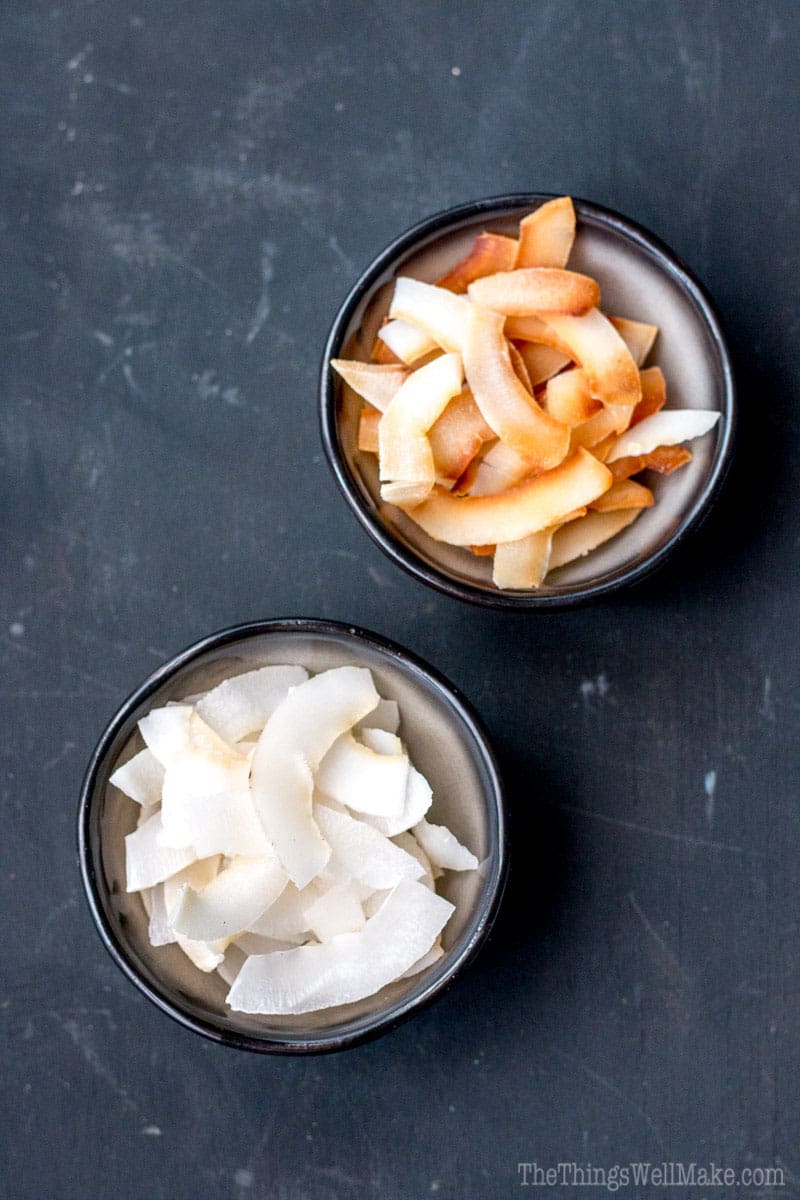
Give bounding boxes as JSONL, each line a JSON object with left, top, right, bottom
{"left": 329, "top": 199, "right": 732, "bottom": 601}
{"left": 86, "top": 626, "right": 504, "bottom": 1049}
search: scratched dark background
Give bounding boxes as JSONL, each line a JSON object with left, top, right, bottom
{"left": 2, "top": 1, "right": 799, "bottom": 1198}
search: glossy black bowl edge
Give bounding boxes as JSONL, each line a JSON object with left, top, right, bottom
{"left": 319, "top": 193, "right": 736, "bottom": 609}
{"left": 78, "top": 618, "right": 508, "bottom": 1055}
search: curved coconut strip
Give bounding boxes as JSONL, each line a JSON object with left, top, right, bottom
{"left": 515, "top": 340, "right": 572, "bottom": 386}
{"left": 330, "top": 359, "right": 408, "bottom": 413}
{"left": 226, "top": 878, "right": 454, "bottom": 1015}
{"left": 314, "top": 803, "right": 424, "bottom": 890}
{"left": 468, "top": 440, "right": 532, "bottom": 497}
{"left": 549, "top": 509, "right": 641, "bottom": 571}
{"left": 195, "top": 664, "right": 308, "bottom": 744}
{"left": 125, "top": 810, "right": 197, "bottom": 892}
{"left": 590, "top": 479, "right": 654, "bottom": 512}
{"left": 388, "top": 276, "right": 472, "bottom": 353}
{"left": 492, "top": 528, "right": 555, "bottom": 590}
{"left": 463, "top": 306, "right": 569, "bottom": 468}
{"left": 377, "top": 318, "right": 438, "bottom": 365}
{"left": 403, "top": 449, "right": 612, "bottom": 547}
{"left": 468, "top": 268, "right": 599, "bottom": 316}
{"left": 303, "top": 881, "right": 366, "bottom": 942}
{"left": 413, "top": 818, "right": 479, "bottom": 872}
{"left": 169, "top": 856, "right": 287, "bottom": 943}
{"left": 378, "top": 352, "right": 463, "bottom": 503}
{"left": 515, "top": 195, "right": 576, "bottom": 268}
{"left": 505, "top": 314, "right": 575, "bottom": 356}
{"left": 163, "top": 857, "right": 225, "bottom": 972}
{"left": 436, "top": 231, "right": 518, "bottom": 293}
{"left": 359, "top": 730, "right": 434, "bottom": 836}
{"left": 110, "top": 748, "right": 164, "bottom": 808}
{"left": 544, "top": 368, "right": 601, "bottom": 426}
{"left": 606, "top": 410, "right": 720, "bottom": 463}
{"left": 609, "top": 316, "right": 658, "bottom": 366}
{"left": 251, "top": 666, "right": 379, "bottom": 888}
{"left": 631, "top": 366, "right": 667, "bottom": 426}
{"left": 540, "top": 309, "right": 642, "bottom": 410}
{"left": 428, "top": 389, "right": 496, "bottom": 485}
{"left": 247, "top": 879, "right": 324, "bottom": 943}
{"left": 508, "top": 341, "right": 533, "bottom": 392}
{"left": 609, "top": 444, "right": 692, "bottom": 481}
{"left": 316, "top": 731, "right": 409, "bottom": 818}
{"left": 569, "top": 404, "right": 631, "bottom": 451}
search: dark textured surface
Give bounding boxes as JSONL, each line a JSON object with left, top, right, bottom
{"left": 2, "top": 2, "right": 799, "bottom": 1198}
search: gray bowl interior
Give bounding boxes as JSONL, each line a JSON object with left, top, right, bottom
{"left": 333, "top": 202, "right": 731, "bottom": 599}
{"left": 88, "top": 628, "right": 503, "bottom": 1047}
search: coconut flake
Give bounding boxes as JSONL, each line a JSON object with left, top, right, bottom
{"left": 227, "top": 878, "right": 454, "bottom": 1014}
{"left": 360, "top": 758, "right": 434, "bottom": 837}
{"left": 125, "top": 811, "right": 197, "bottom": 892}
{"left": 250, "top": 666, "right": 379, "bottom": 888}
{"left": 147, "top": 883, "right": 176, "bottom": 946}
{"left": 176, "top": 788, "right": 272, "bottom": 860}
{"left": 316, "top": 732, "right": 409, "bottom": 818}
{"left": 247, "top": 879, "right": 325, "bottom": 943}
{"left": 169, "top": 856, "right": 288, "bottom": 943}
{"left": 355, "top": 697, "right": 400, "bottom": 735}
{"left": 109, "top": 748, "right": 164, "bottom": 807}
{"left": 413, "top": 818, "right": 479, "bottom": 871}
{"left": 606, "top": 409, "right": 720, "bottom": 462}
{"left": 315, "top": 803, "right": 424, "bottom": 890}
{"left": 304, "top": 881, "right": 366, "bottom": 942}
{"left": 195, "top": 664, "right": 308, "bottom": 743}
{"left": 400, "top": 940, "right": 444, "bottom": 979}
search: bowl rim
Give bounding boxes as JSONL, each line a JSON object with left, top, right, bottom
{"left": 319, "top": 192, "right": 736, "bottom": 609}
{"left": 77, "top": 617, "right": 508, "bottom": 1054}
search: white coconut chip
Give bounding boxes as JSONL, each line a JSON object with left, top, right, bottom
{"left": 316, "top": 731, "right": 409, "bottom": 818}
{"left": 109, "top": 748, "right": 164, "bottom": 807}
{"left": 147, "top": 883, "right": 176, "bottom": 947}
{"left": 354, "top": 697, "right": 400, "bottom": 735}
{"left": 234, "top": 932, "right": 300, "bottom": 956}
{"left": 392, "top": 831, "right": 437, "bottom": 888}
{"left": 217, "top": 944, "right": 247, "bottom": 987}
{"left": 169, "top": 855, "right": 288, "bottom": 943}
{"left": 377, "top": 317, "right": 438, "bottom": 365}
{"left": 413, "top": 818, "right": 479, "bottom": 871}
{"left": 304, "top": 881, "right": 366, "bottom": 942}
{"left": 175, "top": 788, "right": 272, "bottom": 860}
{"left": 314, "top": 803, "right": 424, "bottom": 890}
{"left": 162, "top": 857, "right": 226, "bottom": 972}
{"left": 360, "top": 757, "right": 434, "bottom": 837}
{"left": 250, "top": 666, "right": 379, "bottom": 889}
{"left": 227, "top": 878, "right": 454, "bottom": 1015}
{"left": 125, "top": 810, "right": 197, "bottom": 892}
{"left": 606, "top": 409, "right": 720, "bottom": 462}
{"left": 400, "top": 940, "right": 444, "bottom": 979}
{"left": 195, "top": 664, "right": 308, "bottom": 744}
{"left": 246, "top": 879, "right": 325, "bottom": 943}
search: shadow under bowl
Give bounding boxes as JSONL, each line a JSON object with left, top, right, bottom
{"left": 320, "top": 193, "right": 735, "bottom": 608}
{"left": 78, "top": 619, "right": 507, "bottom": 1054}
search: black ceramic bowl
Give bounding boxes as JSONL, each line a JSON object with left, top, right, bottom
{"left": 78, "top": 619, "right": 507, "bottom": 1054}
{"left": 320, "top": 194, "right": 735, "bottom": 608}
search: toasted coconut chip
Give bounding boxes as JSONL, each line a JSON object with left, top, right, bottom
{"left": 147, "top": 884, "right": 176, "bottom": 947}
{"left": 358, "top": 731, "right": 434, "bottom": 836}
{"left": 515, "top": 341, "right": 572, "bottom": 386}
{"left": 609, "top": 316, "right": 658, "bottom": 366}
{"left": 492, "top": 528, "right": 555, "bottom": 590}
{"left": 607, "top": 409, "right": 720, "bottom": 463}
{"left": 378, "top": 352, "right": 463, "bottom": 502}
{"left": 377, "top": 318, "right": 438, "bottom": 365}
{"left": 125, "top": 810, "right": 197, "bottom": 892}
{"left": 251, "top": 666, "right": 379, "bottom": 888}
{"left": 314, "top": 803, "right": 424, "bottom": 889}
{"left": 194, "top": 664, "right": 308, "bottom": 744}
{"left": 630, "top": 366, "right": 667, "bottom": 426}
{"left": 358, "top": 405, "right": 380, "bottom": 453}
{"left": 330, "top": 360, "right": 408, "bottom": 413}
{"left": 392, "top": 831, "right": 436, "bottom": 889}
{"left": 388, "top": 276, "right": 472, "bottom": 353}
{"left": 404, "top": 449, "right": 612, "bottom": 546}
{"left": 610, "top": 444, "right": 693, "bottom": 480}
{"left": 400, "top": 940, "right": 444, "bottom": 979}
{"left": 428, "top": 389, "right": 495, "bottom": 484}
{"left": 570, "top": 404, "right": 631, "bottom": 451}
{"left": 355, "top": 698, "right": 400, "bottom": 736}
{"left": 515, "top": 195, "right": 576, "bottom": 268}
{"left": 544, "top": 368, "right": 601, "bottom": 426}
{"left": 590, "top": 479, "right": 654, "bottom": 511}
{"left": 247, "top": 879, "right": 324, "bottom": 942}
{"left": 226, "top": 878, "right": 454, "bottom": 1015}
{"left": 316, "top": 731, "right": 409, "bottom": 818}
{"left": 304, "top": 881, "right": 366, "bottom": 942}
{"left": 463, "top": 306, "right": 569, "bottom": 468}
{"left": 110, "top": 748, "right": 164, "bottom": 808}
{"left": 508, "top": 341, "right": 533, "bottom": 392}
{"left": 505, "top": 314, "right": 575, "bottom": 356}
{"left": 540, "top": 309, "right": 642, "bottom": 409}
{"left": 169, "top": 856, "right": 287, "bottom": 943}
{"left": 468, "top": 268, "right": 599, "bottom": 317}
{"left": 549, "top": 509, "right": 641, "bottom": 571}
{"left": 436, "top": 231, "right": 518, "bottom": 293}
{"left": 468, "top": 440, "right": 532, "bottom": 497}
{"left": 413, "top": 818, "right": 479, "bottom": 871}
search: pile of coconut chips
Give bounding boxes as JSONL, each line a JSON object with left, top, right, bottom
{"left": 114, "top": 664, "right": 478, "bottom": 1015}
{"left": 332, "top": 195, "right": 721, "bottom": 589}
